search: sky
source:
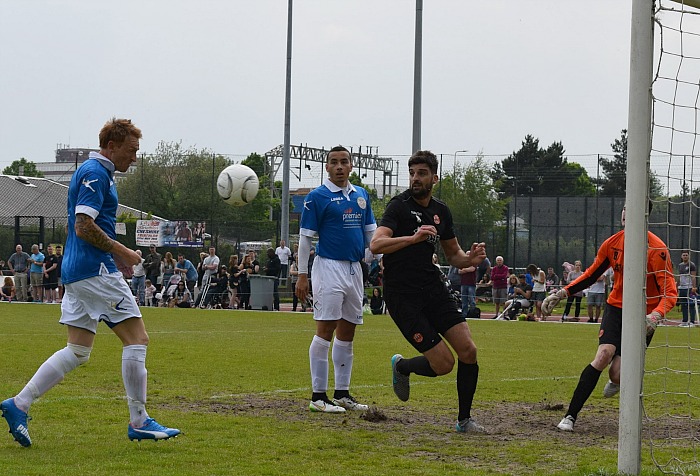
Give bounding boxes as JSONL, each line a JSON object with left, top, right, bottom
{"left": 0, "top": 1, "right": 652, "bottom": 189}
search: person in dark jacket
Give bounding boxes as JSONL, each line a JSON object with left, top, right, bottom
{"left": 265, "top": 248, "right": 281, "bottom": 311}
{"left": 370, "top": 287, "right": 385, "bottom": 315}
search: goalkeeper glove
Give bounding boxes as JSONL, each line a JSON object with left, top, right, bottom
{"left": 646, "top": 311, "right": 662, "bottom": 337}
{"left": 542, "top": 288, "right": 568, "bottom": 316}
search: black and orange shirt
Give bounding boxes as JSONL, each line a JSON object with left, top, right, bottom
{"left": 565, "top": 230, "right": 677, "bottom": 315}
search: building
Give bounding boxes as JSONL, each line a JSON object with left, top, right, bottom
{"left": 33, "top": 147, "right": 136, "bottom": 185}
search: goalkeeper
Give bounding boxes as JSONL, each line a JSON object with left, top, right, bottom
{"left": 542, "top": 204, "right": 677, "bottom": 431}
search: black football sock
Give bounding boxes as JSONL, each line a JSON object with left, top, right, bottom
{"left": 565, "top": 364, "right": 602, "bottom": 420}
{"left": 457, "top": 361, "right": 479, "bottom": 421}
{"left": 312, "top": 392, "right": 328, "bottom": 402}
{"left": 397, "top": 355, "right": 438, "bottom": 377}
{"left": 333, "top": 390, "right": 350, "bottom": 399}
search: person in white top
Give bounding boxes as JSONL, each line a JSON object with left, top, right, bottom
{"left": 527, "top": 264, "right": 547, "bottom": 321}
{"left": 275, "top": 240, "right": 292, "bottom": 279}
{"left": 586, "top": 267, "right": 610, "bottom": 323}
{"left": 131, "top": 250, "right": 146, "bottom": 305}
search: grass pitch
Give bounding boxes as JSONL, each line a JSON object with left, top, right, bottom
{"left": 0, "top": 303, "right": 694, "bottom": 475}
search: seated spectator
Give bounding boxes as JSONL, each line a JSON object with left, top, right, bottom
{"left": 506, "top": 274, "right": 519, "bottom": 296}
{"left": 144, "top": 279, "right": 157, "bottom": 307}
{"left": 369, "top": 287, "right": 385, "bottom": 315}
{"left": 476, "top": 271, "right": 492, "bottom": 302}
{"left": 168, "top": 281, "right": 192, "bottom": 308}
{"left": 1, "top": 276, "right": 16, "bottom": 301}
{"left": 500, "top": 274, "right": 532, "bottom": 320}
{"left": 201, "top": 266, "right": 229, "bottom": 309}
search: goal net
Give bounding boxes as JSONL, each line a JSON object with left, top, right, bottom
{"left": 639, "top": 1, "right": 700, "bottom": 474}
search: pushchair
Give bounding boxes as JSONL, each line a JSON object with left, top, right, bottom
{"left": 495, "top": 297, "right": 531, "bottom": 321}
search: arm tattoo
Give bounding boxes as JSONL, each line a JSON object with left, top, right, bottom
{"left": 75, "top": 214, "right": 114, "bottom": 252}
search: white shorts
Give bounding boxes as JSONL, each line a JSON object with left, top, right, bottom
{"left": 312, "top": 256, "right": 364, "bottom": 325}
{"left": 59, "top": 272, "right": 141, "bottom": 333}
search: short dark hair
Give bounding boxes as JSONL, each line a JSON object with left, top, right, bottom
{"left": 408, "top": 150, "right": 438, "bottom": 174}
{"left": 326, "top": 145, "right": 350, "bottom": 162}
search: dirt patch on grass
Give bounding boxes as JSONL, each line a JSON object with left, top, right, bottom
{"left": 164, "top": 394, "right": 683, "bottom": 474}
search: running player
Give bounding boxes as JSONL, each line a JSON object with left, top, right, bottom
{"left": 370, "top": 150, "right": 488, "bottom": 433}
{"left": 0, "top": 118, "right": 180, "bottom": 446}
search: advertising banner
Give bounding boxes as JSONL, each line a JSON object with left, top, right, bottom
{"left": 136, "top": 220, "right": 206, "bottom": 248}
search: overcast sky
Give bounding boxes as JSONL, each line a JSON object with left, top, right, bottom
{"left": 1, "top": 1, "right": 639, "bottom": 185}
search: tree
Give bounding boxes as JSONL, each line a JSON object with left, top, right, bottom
{"left": 116, "top": 141, "right": 275, "bottom": 227}
{"left": 436, "top": 154, "right": 508, "bottom": 242}
{"left": 598, "top": 129, "right": 663, "bottom": 197}
{"left": 3, "top": 158, "right": 43, "bottom": 177}
{"left": 493, "top": 135, "right": 595, "bottom": 197}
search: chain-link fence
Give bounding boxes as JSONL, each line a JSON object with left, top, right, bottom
{"left": 451, "top": 196, "right": 694, "bottom": 272}
{"left": 2, "top": 197, "right": 696, "bottom": 274}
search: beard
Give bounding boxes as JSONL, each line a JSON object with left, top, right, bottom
{"left": 410, "top": 182, "right": 432, "bottom": 200}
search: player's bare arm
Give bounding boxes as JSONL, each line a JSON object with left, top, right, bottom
{"left": 370, "top": 225, "right": 437, "bottom": 255}
{"left": 442, "top": 238, "right": 486, "bottom": 269}
{"left": 75, "top": 213, "right": 140, "bottom": 266}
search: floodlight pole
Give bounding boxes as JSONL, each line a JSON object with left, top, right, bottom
{"left": 412, "top": 0, "right": 423, "bottom": 154}
{"left": 619, "top": 0, "right": 654, "bottom": 474}
{"left": 281, "top": 0, "right": 293, "bottom": 247}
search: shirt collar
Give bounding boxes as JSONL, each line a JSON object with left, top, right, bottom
{"left": 88, "top": 151, "right": 116, "bottom": 174}
{"left": 323, "top": 178, "right": 356, "bottom": 194}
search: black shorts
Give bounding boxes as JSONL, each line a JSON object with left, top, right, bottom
{"left": 384, "top": 284, "right": 465, "bottom": 354}
{"left": 599, "top": 303, "right": 653, "bottom": 357}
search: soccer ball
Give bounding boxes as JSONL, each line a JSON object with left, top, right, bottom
{"left": 216, "top": 164, "right": 259, "bottom": 206}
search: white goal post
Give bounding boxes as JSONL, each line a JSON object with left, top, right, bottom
{"left": 624, "top": 1, "right": 700, "bottom": 475}
{"left": 620, "top": 1, "right": 654, "bottom": 474}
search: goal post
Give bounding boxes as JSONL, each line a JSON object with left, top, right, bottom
{"left": 625, "top": 1, "right": 700, "bottom": 474}
{"left": 620, "top": 1, "right": 655, "bottom": 474}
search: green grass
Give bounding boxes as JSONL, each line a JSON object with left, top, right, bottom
{"left": 0, "top": 303, "right": 696, "bottom": 475}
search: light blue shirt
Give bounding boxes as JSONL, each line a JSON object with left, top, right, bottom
{"left": 176, "top": 259, "right": 198, "bottom": 281}
{"left": 30, "top": 252, "right": 45, "bottom": 274}
{"left": 299, "top": 178, "right": 376, "bottom": 263}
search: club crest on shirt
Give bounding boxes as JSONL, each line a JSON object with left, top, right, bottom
{"left": 82, "top": 178, "right": 98, "bottom": 192}
{"left": 357, "top": 197, "right": 366, "bottom": 209}
{"left": 433, "top": 214, "right": 440, "bottom": 225}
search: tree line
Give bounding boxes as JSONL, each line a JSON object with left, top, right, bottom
{"left": 2, "top": 129, "right": 668, "bottom": 247}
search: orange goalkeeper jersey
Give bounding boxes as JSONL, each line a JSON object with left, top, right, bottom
{"left": 565, "top": 230, "right": 677, "bottom": 315}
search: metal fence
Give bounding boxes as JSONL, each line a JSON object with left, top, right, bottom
{"left": 2, "top": 196, "right": 698, "bottom": 274}
{"left": 452, "top": 196, "right": 695, "bottom": 273}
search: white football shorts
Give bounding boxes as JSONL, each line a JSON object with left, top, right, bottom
{"left": 311, "top": 255, "right": 364, "bottom": 325}
{"left": 60, "top": 271, "right": 141, "bottom": 333}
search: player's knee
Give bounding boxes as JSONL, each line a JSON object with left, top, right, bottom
{"left": 431, "top": 353, "right": 455, "bottom": 375}
{"left": 593, "top": 346, "right": 615, "bottom": 368}
{"left": 456, "top": 342, "right": 477, "bottom": 364}
{"left": 67, "top": 343, "right": 92, "bottom": 365}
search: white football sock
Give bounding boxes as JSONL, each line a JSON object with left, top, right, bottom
{"left": 331, "top": 337, "right": 353, "bottom": 392}
{"left": 122, "top": 345, "right": 149, "bottom": 427}
{"left": 309, "top": 335, "right": 330, "bottom": 394}
{"left": 14, "top": 347, "right": 81, "bottom": 411}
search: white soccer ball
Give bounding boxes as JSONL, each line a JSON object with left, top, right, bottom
{"left": 216, "top": 164, "right": 260, "bottom": 206}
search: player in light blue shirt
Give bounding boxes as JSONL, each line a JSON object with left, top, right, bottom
{"left": 296, "top": 146, "right": 377, "bottom": 414}
{"left": 1, "top": 118, "right": 179, "bottom": 447}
